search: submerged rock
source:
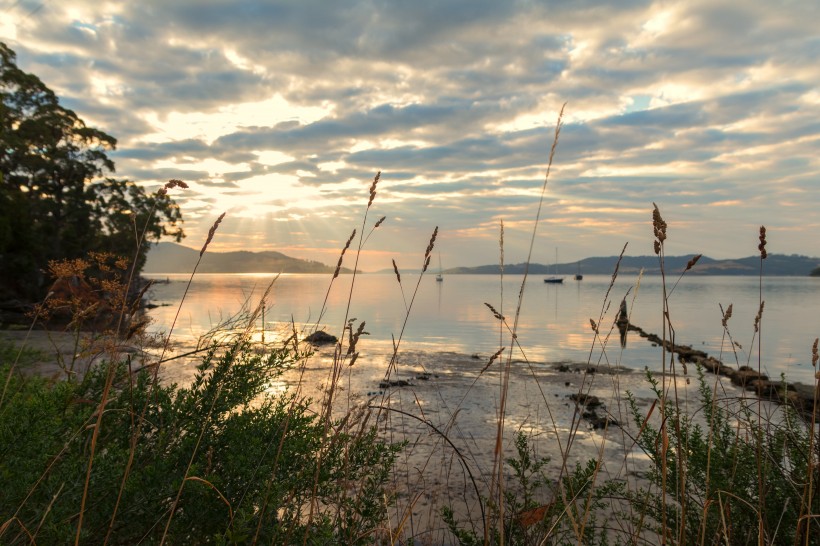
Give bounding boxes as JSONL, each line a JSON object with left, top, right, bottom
{"left": 304, "top": 331, "right": 338, "bottom": 345}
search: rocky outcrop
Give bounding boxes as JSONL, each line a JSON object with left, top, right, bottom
{"left": 629, "top": 324, "right": 819, "bottom": 419}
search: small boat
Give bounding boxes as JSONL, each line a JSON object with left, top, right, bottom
{"left": 544, "top": 248, "right": 564, "bottom": 284}
{"left": 575, "top": 261, "right": 583, "bottom": 281}
{"left": 436, "top": 252, "right": 444, "bottom": 282}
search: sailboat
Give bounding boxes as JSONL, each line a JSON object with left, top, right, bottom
{"left": 575, "top": 260, "right": 583, "bottom": 281}
{"left": 544, "top": 248, "right": 564, "bottom": 284}
{"left": 436, "top": 252, "right": 444, "bottom": 282}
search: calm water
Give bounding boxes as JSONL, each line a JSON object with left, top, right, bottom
{"left": 144, "top": 273, "right": 820, "bottom": 384}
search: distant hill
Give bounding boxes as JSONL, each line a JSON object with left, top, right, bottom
{"left": 445, "top": 254, "right": 820, "bottom": 276}
{"left": 144, "top": 243, "right": 352, "bottom": 274}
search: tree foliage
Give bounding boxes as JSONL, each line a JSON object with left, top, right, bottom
{"left": 0, "top": 42, "right": 183, "bottom": 301}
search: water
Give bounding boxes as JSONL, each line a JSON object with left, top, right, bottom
{"left": 144, "top": 273, "right": 820, "bottom": 384}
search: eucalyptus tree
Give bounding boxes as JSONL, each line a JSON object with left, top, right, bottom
{"left": 0, "top": 42, "right": 183, "bottom": 301}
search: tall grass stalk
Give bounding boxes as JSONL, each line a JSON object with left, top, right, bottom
{"left": 490, "top": 104, "right": 564, "bottom": 544}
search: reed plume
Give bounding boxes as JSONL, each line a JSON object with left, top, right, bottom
{"left": 200, "top": 213, "right": 225, "bottom": 257}
{"left": 652, "top": 202, "right": 667, "bottom": 255}
{"left": 421, "top": 227, "right": 438, "bottom": 273}
{"left": 367, "top": 171, "right": 380, "bottom": 209}
{"left": 157, "top": 179, "right": 189, "bottom": 196}
{"left": 721, "top": 303, "right": 733, "bottom": 329}
{"left": 758, "top": 226, "right": 768, "bottom": 259}
{"left": 333, "top": 229, "right": 356, "bottom": 279}
{"left": 685, "top": 254, "right": 702, "bottom": 271}
{"left": 391, "top": 259, "right": 401, "bottom": 284}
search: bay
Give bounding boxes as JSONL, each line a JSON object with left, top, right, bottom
{"left": 144, "top": 272, "right": 820, "bottom": 384}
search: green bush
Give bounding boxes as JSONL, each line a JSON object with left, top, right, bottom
{"left": 626, "top": 366, "right": 820, "bottom": 545}
{"left": 0, "top": 340, "right": 400, "bottom": 544}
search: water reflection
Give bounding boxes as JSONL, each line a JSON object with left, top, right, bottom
{"left": 144, "top": 273, "right": 820, "bottom": 383}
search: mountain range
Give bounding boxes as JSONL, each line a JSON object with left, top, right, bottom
{"left": 144, "top": 243, "right": 353, "bottom": 274}
{"left": 446, "top": 254, "right": 820, "bottom": 276}
{"left": 146, "top": 243, "right": 820, "bottom": 276}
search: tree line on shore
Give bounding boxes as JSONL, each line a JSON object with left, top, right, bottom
{"left": 0, "top": 42, "right": 183, "bottom": 307}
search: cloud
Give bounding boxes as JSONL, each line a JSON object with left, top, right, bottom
{"left": 2, "top": 0, "right": 819, "bottom": 269}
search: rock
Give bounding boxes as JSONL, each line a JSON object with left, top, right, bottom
{"left": 589, "top": 415, "right": 619, "bottom": 430}
{"left": 731, "top": 368, "right": 768, "bottom": 388}
{"left": 582, "top": 409, "right": 619, "bottom": 429}
{"left": 378, "top": 379, "right": 412, "bottom": 389}
{"left": 677, "top": 345, "right": 709, "bottom": 361}
{"left": 304, "top": 331, "right": 338, "bottom": 345}
{"left": 696, "top": 357, "right": 723, "bottom": 374}
{"left": 570, "top": 393, "right": 601, "bottom": 408}
{"left": 749, "top": 379, "right": 779, "bottom": 398}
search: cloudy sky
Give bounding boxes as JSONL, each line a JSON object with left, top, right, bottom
{"left": 2, "top": 0, "right": 819, "bottom": 271}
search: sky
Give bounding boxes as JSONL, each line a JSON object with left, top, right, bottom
{"left": 2, "top": 0, "right": 819, "bottom": 271}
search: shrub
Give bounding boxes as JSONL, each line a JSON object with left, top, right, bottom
{"left": 626, "top": 366, "right": 820, "bottom": 545}
{"left": 0, "top": 339, "right": 400, "bottom": 544}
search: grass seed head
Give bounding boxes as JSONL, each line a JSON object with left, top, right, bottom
{"left": 158, "top": 179, "right": 189, "bottom": 196}
{"left": 686, "top": 254, "right": 702, "bottom": 271}
{"left": 391, "top": 259, "right": 401, "bottom": 283}
{"left": 758, "top": 225, "right": 768, "bottom": 259}
{"left": 367, "top": 171, "right": 381, "bottom": 209}
{"left": 200, "top": 212, "right": 225, "bottom": 256}
{"left": 754, "top": 300, "right": 765, "bottom": 332}
{"left": 480, "top": 347, "right": 506, "bottom": 374}
{"left": 334, "top": 229, "right": 357, "bottom": 278}
{"left": 424, "top": 226, "right": 438, "bottom": 260}
{"left": 652, "top": 203, "right": 667, "bottom": 254}
{"left": 721, "top": 303, "right": 733, "bottom": 329}
{"left": 421, "top": 226, "right": 438, "bottom": 272}
{"left": 484, "top": 302, "right": 505, "bottom": 321}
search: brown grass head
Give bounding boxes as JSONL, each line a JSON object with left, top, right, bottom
{"left": 652, "top": 202, "right": 667, "bottom": 254}
{"left": 333, "top": 229, "right": 357, "bottom": 279}
{"left": 391, "top": 259, "right": 401, "bottom": 284}
{"left": 200, "top": 212, "right": 225, "bottom": 256}
{"left": 484, "top": 302, "right": 505, "bottom": 321}
{"left": 758, "top": 225, "right": 768, "bottom": 259}
{"left": 754, "top": 300, "right": 765, "bottom": 332}
{"left": 367, "top": 171, "right": 381, "bottom": 209}
{"left": 346, "top": 319, "right": 368, "bottom": 359}
{"left": 374, "top": 216, "right": 386, "bottom": 229}
{"left": 812, "top": 338, "right": 818, "bottom": 368}
{"left": 721, "top": 303, "right": 733, "bottom": 329}
{"left": 157, "top": 179, "right": 189, "bottom": 196}
{"left": 480, "top": 346, "right": 506, "bottom": 374}
{"left": 422, "top": 226, "right": 439, "bottom": 270}
{"left": 685, "top": 254, "right": 702, "bottom": 271}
